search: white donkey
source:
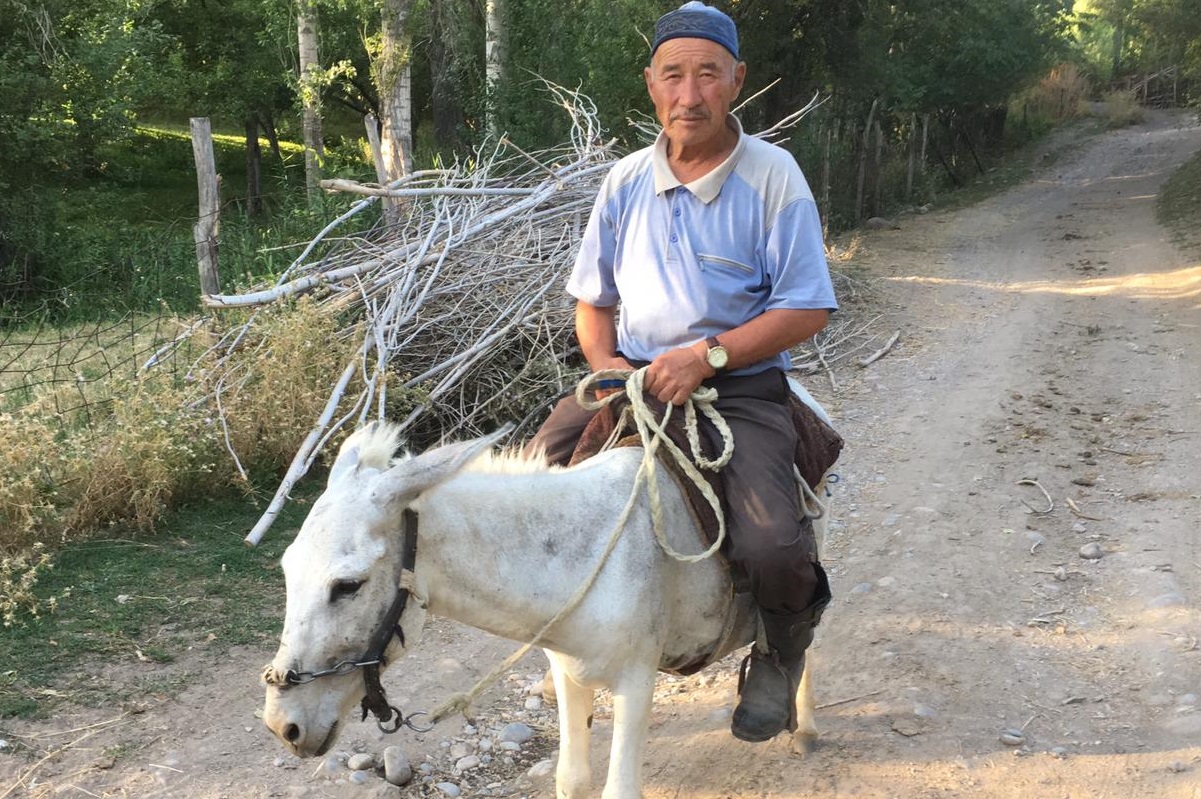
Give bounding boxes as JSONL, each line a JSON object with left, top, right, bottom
{"left": 263, "top": 409, "right": 829, "bottom": 799}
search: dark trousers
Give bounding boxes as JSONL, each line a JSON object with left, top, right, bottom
{"left": 526, "top": 368, "right": 823, "bottom": 614}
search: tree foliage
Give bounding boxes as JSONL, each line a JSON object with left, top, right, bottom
{"left": 3, "top": 0, "right": 1199, "bottom": 312}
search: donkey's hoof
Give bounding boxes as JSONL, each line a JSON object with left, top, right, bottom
{"left": 790, "top": 731, "right": 818, "bottom": 757}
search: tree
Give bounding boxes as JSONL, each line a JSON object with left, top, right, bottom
{"left": 378, "top": 0, "right": 416, "bottom": 179}
{"left": 297, "top": 0, "right": 326, "bottom": 203}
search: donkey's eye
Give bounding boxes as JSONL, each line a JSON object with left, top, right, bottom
{"left": 330, "top": 579, "right": 365, "bottom": 602}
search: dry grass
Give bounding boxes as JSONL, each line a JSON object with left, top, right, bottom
{"left": 1027, "top": 63, "right": 1091, "bottom": 124}
{"left": 0, "top": 299, "right": 355, "bottom": 558}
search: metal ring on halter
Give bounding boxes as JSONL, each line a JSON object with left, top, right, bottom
{"left": 401, "top": 711, "right": 434, "bottom": 733}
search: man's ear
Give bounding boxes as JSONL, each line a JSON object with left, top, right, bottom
{"left": 733, "top": 60, "right": 747, "bottom": 97}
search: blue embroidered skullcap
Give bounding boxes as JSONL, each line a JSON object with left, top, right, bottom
{"left": 652, "top": 1, "right": 739, "bottom": 59}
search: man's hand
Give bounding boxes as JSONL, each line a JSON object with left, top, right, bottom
{"left": 644, "top": 343, "right": 711, "bottom": 405}
{"left": 593, "top": 355, "right": 634, "bottom": 399}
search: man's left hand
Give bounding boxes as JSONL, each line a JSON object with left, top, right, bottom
{"left": 644, "top": 344, "right": 711, "bottom": 406}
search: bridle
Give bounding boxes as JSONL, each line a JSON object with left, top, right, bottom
{"left": 264, "top": 508, "right": 433, "bottom": 734}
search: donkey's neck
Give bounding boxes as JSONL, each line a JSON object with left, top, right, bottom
{"left": 412, "top": 456, "right": 636, "bottom": 648}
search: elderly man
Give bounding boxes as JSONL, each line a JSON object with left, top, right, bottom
{"left": 530, "top": 1, "right": 837, "bottom": 743}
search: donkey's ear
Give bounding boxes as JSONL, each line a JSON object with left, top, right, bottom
{"left": 328, "top": 421, "right": 403, "bottom": 487}
{"left": 373, "top": 425, "right": 513, "bottom": 506}
{"left": 328, "top": 440, "right": 361, "bottom": 488}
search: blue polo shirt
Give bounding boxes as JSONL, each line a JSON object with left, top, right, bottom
{"left": 567, "top": 116, "right": 837, "bottom": 375}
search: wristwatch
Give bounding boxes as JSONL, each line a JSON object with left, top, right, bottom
{"left": 705, "top": 336, "right": 729, "bottom": 372}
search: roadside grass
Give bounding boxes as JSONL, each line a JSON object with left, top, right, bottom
{"left": 1156, "top": 139, "right": 1201, "bottom": 254}
{"left": 0, "top": 488, "right": 313, "bottom": 719}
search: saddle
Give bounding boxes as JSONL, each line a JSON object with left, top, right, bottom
{"left": 567, "top": 390, "right": 843, "bottom": 573}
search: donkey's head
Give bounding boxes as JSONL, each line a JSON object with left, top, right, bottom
{"left": 261, "top": 423, "right": 507, "bottom": 757}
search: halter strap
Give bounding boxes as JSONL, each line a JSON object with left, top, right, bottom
{"left": 359, "top": 508, "right": 421, "bottom": 729}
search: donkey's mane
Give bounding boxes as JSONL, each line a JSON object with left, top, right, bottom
{"left": 354, "top": 422, "right": 407, "bottom": 471}
{"left": 350, "top": 421, "right": 557, "bottom": 476}
{"left": 464, "top": 447, "right": 557, "bottom": 476}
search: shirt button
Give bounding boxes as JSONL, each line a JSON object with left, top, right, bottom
{"left": 670, "top": 234, "right": 678, "bottom": 243}
{"left": 673, "top": 208, "right": 681, "bottom": 217}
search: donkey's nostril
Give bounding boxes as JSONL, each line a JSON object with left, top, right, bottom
{"left": 284, "top": 723, "right": 302, "bottom": 743}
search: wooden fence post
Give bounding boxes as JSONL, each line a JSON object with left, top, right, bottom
{"left": 855, "top": 99, "right": 878, "bottom": 225}
{"left": 189, "top": 117, "right": 221, "bottom": 298}
{"left": 820, "top": 121, "right": 832, "bottom": 239}
{"left": 906, "top": 112, "right": 917, "bottom": 201}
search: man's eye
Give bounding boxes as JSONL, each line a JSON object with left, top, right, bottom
{"left": 330, "top": 579, "right": 364, "bottom": 601}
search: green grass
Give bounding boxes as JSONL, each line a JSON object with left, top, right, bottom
{"left": 0, "top": 488, "right": 316, "bottom": 718}
{"left": 1157, "top": 141, "right": 1201, "bottom": 253}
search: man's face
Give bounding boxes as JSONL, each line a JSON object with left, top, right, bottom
{"left": 644, "top": 37, "right": 746, "bottom": 153}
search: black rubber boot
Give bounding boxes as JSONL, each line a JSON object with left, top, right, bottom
{"left": 731, "top": 565, "right": 830, "bottom": 743}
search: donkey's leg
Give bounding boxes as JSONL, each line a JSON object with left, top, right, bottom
{"left": 602, "top": 661, "right": 656, "bottom": 799}
{"left": 546, "top": 652, "right": 594, "bottom": 799}
{"left": 792, "top": 480, "right": 828, "bottom": 756}
{"left": 791, "top": 653, "right": 819, "bottom": 755}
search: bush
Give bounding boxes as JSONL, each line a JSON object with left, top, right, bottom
{"left": 1101, "top": 90, "right": 1146, "bottom": 128}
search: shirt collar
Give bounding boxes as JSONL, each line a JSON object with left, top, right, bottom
{"left": 651, "top": 115, "right": 746, "bottom": 204}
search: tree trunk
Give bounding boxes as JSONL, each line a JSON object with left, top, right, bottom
{"left": 485, "top": 0, "right": 504, "bottom": 139}
{"left": 429, "top": 0, "right": 465, "bottom": 151}
{"left": 297, "top": 0, "right": 324, "bottom": 205}
{"left": 379, "top": 0, "right": 415, "bottom": 180}
{"left": 245, "top": 114, "right": 263, "bottom": 217}
{"left": 364, "top": 114, "right": 398, "bottom": 225}
{"left": 263, "top": 111, "right": 284, "bottom": 163}
{"left": 854, "top": 99, "right": 878, "bottom": 224}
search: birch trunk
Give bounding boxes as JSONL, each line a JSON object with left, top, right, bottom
{"left": 485, "top": 0, "right": 504, "bottom": 139}
{"left": 297, "top": 0, "right": 325, "bottom": 205}
{"left": 379, "top": 0, "right": 415, "bottom": 180}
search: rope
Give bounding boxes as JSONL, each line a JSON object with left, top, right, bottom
{"left": 577, "top": 367, "right": 734, "bottom": 563}
{"left": 427, "top": 367, "right": 735, "bottom": 723}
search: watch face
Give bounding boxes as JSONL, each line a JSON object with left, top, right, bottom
{"left": 708, "top": 346, "right": 729, "bottom": 369}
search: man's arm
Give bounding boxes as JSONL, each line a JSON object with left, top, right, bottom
{"left": 644, "top": 308, "right": 829, "bottom": 405}
{"left": 576, "top": 301, "right": 633, "bottom": 394}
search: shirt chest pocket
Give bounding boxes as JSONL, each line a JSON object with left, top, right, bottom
{"left": 697, "top": 252, "right": 756, "bottom": 275}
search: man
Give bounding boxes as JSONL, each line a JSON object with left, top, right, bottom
{"left": 529, "top": 0, "right": 837, "bottom": 743}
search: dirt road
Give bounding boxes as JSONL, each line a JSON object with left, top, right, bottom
{"left": 4, "top": 109, "right": 1199, "bottom": 798}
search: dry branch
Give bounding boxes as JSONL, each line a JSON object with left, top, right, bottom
{"left": 858, "top": 330, "right": 901, "bottom": 367}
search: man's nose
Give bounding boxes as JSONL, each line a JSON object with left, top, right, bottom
{"left": 677, "top": 75, "right": 703, "bottom": 107}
